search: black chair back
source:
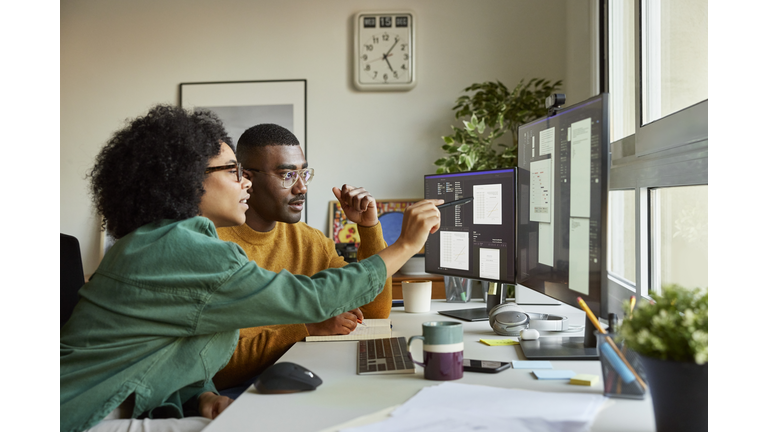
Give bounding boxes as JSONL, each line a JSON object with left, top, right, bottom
{"left": 61, "top": 233, "right": 85, "bottom": 327}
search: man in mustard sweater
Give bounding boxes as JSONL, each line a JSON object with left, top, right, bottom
{"left": 213, "top": 124, "right": 392, "bottom": 390}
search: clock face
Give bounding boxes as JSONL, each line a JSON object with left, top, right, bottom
{"left": 354, "top": 12, "right": 415, "bottom": 91}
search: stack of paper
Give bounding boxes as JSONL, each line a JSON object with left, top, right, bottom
{"left": 339, "top": 382, "right": 606, "bottom": 432}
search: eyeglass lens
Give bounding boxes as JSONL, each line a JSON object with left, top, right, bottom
{"left": 283, "top": 168, "right": 314, "bottom": 188}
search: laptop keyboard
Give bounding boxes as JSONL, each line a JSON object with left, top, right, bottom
{"left": 357, "top": 336, "right": 415, "bottom": 375}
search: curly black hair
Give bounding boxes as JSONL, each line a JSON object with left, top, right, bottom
{"left": 88, "top": 105, "right": 233, "bottom": 239}
{"left": 235, "top": 123, "right": 299, "bottom": 161}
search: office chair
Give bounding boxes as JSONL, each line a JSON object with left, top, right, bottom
{"left": 61, "top": 233, "right": 85, "bottom": 327}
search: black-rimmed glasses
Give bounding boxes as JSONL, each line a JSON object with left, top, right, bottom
{"left": 245, "top": 167, "right": 314, "bottom": 189}
{"left": 205, "top": 163, "right": 243, "bottom": 182}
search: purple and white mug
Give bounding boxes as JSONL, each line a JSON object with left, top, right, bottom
{"left": 408, "top": 321, "right": 463, "bottom": 381}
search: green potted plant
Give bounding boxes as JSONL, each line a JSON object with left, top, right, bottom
{"left": 435, "top": 78, "right": 562, "bottom": 174}
{"left": 619, "top": 285, "right": 708, "bottom": 432}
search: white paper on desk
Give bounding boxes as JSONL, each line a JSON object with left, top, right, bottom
{"left": 341, "top": 382, "right": 605, "bottom": 432}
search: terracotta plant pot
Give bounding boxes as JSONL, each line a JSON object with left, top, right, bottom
{"left": 640, "top": 355, "right": 708, "bottom": 432}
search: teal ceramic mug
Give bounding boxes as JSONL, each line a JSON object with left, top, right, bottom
{"left": 407, "top": 321, "right": 464, "bottom": 380}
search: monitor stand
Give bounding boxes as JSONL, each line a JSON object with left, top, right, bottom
{"left": 438, "top": 307, "right": 488, "bottom": 322}
{"left": 519, "top": 337, "right": 598, "bottom": 360}
{"left": 518, "top": 315, "right": 599, "bottom": 360}
{"left": 437, "top": 282, "right": 506, "bottom": 322}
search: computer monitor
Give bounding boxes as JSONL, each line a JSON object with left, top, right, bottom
{"left": 424, "top": 168, "right": 517, "bottom": 321}
{"left": 515, "top": 93, "right": 610, "bottom": 360}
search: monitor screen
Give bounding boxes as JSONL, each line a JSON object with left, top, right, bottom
{"left": 516, "top": 93, "right": 610, "bottom": 320}
{"left": 424, "top": 168, "right": 516, "bottom": 284}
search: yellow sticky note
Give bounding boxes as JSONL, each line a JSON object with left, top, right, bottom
{"left": 480, "top": 339, "right": 519, "bottom": 346}
{"left": 570, "top": 374, "right": 599, "bottom": 386}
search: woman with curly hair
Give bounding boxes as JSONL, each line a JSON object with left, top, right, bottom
{"left": 60, "top": 105, "right": 443, "bottom": 432}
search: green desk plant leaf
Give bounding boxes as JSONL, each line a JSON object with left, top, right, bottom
{"left": 619, "top": 285, "right": 708, "bottom": 365}
{"left": 436, "top": 78, "right": 562, "bottom": 174}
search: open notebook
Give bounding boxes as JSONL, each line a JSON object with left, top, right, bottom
{"left": 305, "top": 319, "right": 392, "bottom": 342}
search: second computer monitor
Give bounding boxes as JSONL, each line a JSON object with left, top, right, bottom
{"left": 424, "top": 168, "right": 516, "bottom": 284}
{"left": 516, "top": 93, "right": 610, "bottom": 320}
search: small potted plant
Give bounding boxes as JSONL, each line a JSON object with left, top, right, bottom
{"left": 435, "top": 78, "right": 562, "bottom": 174}
{"left": 619, "top": 285, "right": 708, "bottom": 432}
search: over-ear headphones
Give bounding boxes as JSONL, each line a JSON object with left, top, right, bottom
{"left": 488, "top": 303, "right": 569, "bottom": 336}
{"left": 488, "top": 303, "right": 528, "bottom": 335}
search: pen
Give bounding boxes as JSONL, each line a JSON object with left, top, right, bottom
{"left": 436, "top": 197, "right": 473, "bottom": 209}
{"left": 577, "top": 297, "right": 647, "bottom": 390}
{"left": 357, "top": 318, "right": 366, "bottom": 327}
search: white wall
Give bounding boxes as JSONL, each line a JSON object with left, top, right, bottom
{"left": 61, "top": 0, "right": 595, "bottom": 276}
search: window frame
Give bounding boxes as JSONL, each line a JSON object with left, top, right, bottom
{"left": 604, "top": 0, "right": 708, "bottom": 301}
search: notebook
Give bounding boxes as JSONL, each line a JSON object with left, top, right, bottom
{"left": 305, "top": 319, "right": 392, "bottom": 342}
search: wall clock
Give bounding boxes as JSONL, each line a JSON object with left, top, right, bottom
{"left": 353, "top": 11, "right": 416, "bottom": 91}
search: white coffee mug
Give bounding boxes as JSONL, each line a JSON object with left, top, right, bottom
{"left": 402, "top": 280, "right": 432, "bottom": 313}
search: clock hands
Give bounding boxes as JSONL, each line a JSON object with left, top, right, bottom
{"left": 385, "top": 36, "right": 400, "bottom": 56}
{"left": 360, "top": 33, "right": 407, "bottom": 83}
{"left": 384, "top": 56, "right": 395, "bottom": 73}
{"left": 382, "top": 36, "right": 399, "bottom": 72}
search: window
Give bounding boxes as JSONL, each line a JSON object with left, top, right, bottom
{"left": 606, "top": 0, "right": 708, "bottom": 300}
{"left": 608, "top": 0, "right": 635, "bottom": 142}
{"left": 651, "top": 185, "right": 708, "bottom": 291}
{"left": 641, "top": 0, "right": 708, "bottom": 125}
{"left": 608, "top": 190, "right": 636, "bottom": 284}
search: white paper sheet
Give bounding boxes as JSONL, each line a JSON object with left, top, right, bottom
{"left": 340, "top": 382, "right": 605, "bottom": 432}
{"left": 440, "top": 231, "right": 470, "bottom": 271}
{"left": 539, "top": 126, "right": 555, "bottom": 156}
{"left": 569, "top": 118, "right": 592, "bottom": 218}
{"left": 530, "top": 158, "right": 553, "bottom": 267}
{"left": 473, "top": 183, "right": 502, "bottom": 225}
{"left": 529, "top": 159, "right": 551, "bottom": 223}
{"left": 478, "top": 248, "right": 500, "bottom": 280}
{"left": 568, "top": 217, "right": 591, "bottom": 295}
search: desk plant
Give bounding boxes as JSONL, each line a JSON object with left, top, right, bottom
{"left": 619, "top": 285, "right": 708, "bottom": 432}
{"left": 435, "top": 78, "right": 562, "bottom": 174}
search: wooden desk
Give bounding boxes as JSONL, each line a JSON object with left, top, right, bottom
{"left": 391, "top": 273, "right": 445, "bottom": 299}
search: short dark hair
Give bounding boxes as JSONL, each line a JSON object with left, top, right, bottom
{"left": 88, "top": 105, "right": 233, "bottom": 239}
{"left": 236, "top": 123, "right": 299, "bottom": 161}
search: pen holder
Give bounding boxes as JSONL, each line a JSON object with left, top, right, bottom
{"left": 444, "top": 276, "right": 472, "bottom": 303}
{"left": 595, "top": 331, "right": 646, "bottom": 399}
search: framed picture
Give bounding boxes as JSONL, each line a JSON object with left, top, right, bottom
{"left": 180, "top": 79, "right": 307, "bottom": 222}
{"left": 328, "top": 199, "right": 421, "bottom": 249}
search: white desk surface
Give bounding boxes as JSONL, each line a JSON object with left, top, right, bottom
{"left": 203, "top": 300, "right": 655, "bottom": 432}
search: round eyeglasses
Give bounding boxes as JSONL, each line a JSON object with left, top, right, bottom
{"left": 205, "top": 163, "right": 243, "bottom": 182}
{"left": 245, "top": 167, "right": 314, "bottom": 189}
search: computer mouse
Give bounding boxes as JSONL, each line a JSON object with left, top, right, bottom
{"left": 519, "top": 328, "right": 540, "bottom": 341}
{"left": 254, "top": 362, "right": 323, "bottom": 394}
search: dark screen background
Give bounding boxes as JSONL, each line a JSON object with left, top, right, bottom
{"left": 424, "top": 168, "right": 516, "bottom": 284}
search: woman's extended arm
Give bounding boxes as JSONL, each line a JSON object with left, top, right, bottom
{"left": 376, "top": 199, "right": 442, "bottom": 279}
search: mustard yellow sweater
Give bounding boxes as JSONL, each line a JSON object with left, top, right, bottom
{"left": 212, "top": 221, "right": 391, "bottom": 389}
